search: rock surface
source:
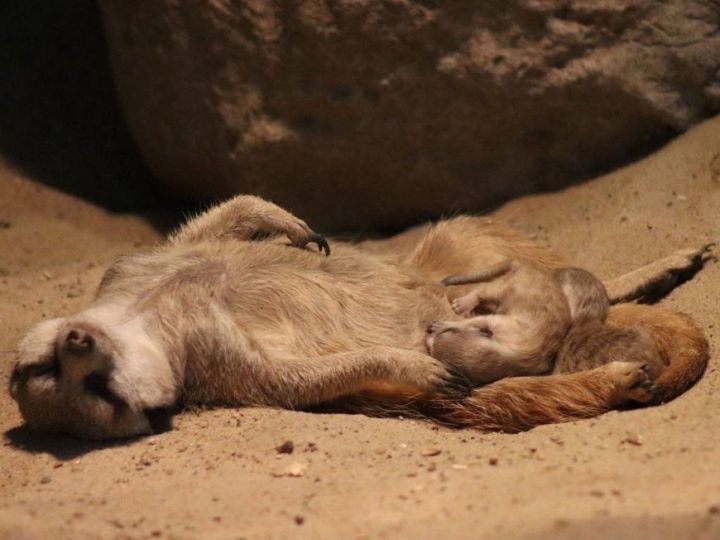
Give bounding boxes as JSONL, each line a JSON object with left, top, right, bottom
{"left": 99, "top": 0, "right": 720, "bottom": 231}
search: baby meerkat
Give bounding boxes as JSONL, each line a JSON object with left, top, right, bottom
{"left": 426, "top": 260, "right": 572, "bottom": 384}
{"left": 426, "top": 261, "right": 667, "bottom": 391}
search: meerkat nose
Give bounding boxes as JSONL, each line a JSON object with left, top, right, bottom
{"left": 58, "top": 327, "right": 112, "bottom": 385}
{"left": 63, "top": 328, "right": 96, "bottom": 356}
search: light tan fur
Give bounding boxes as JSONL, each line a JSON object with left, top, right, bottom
{"left": 426, "top": 261, "right": 571, "bottom": 384}
{"left": 8, "top": 195, "right": 711, "bottom": 439}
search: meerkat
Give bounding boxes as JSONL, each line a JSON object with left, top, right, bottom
{"left": 427, "top": 261, "right": 671, "bottom": 386}
{"left": 9, "top": 195, "right": 710, "bottom": 439}
{"left": 425, "top": 260, "right": 572, "bottom": 384}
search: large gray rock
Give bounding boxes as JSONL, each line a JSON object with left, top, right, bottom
{"left": 99, "top": 0, "right": 720, "bottom": 231}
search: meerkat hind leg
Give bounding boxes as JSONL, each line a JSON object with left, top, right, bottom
{"left": 605, "top": 244, "right": 714, "bottom": 303}
{"left": 169, "top": 194, "right": 330, "bottom": 254}
{"left": 250, "top": 347, "right": 471, "bottom": 409}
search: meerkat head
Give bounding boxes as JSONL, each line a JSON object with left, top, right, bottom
{"left": 9, "top": 305, "right": 180, "bottom": 439}
{"left": 426, "top": 320, "right": 492, "bottom": 359}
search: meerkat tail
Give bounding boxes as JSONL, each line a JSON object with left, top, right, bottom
{"left": 441, "top": 260, "right": 513, "bottom": 286}
{"left": 317, "top": 369, "right": 619, "bottom": 433}
{"left": 606, "top": 304, "right": 709, "bottom": 404}
{"left": 417, "top": 369, "right": 622, "bottom": 432}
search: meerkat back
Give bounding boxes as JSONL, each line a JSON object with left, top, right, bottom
{"left": 554, "top": 268, "right": 610, "bottom": 324}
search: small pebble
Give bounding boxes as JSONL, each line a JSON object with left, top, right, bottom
{"left": 304, "top": 442, "right": 318, "bottom": 453}
{"left": 276, "top": 440, "right": 294, "bottom": 454}
{"left": 623, "top": 433, "right": 642, "bottom": 446}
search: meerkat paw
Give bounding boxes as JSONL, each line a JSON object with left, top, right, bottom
{"left": 426, "top": 321, "right": 449, "bottom": 335}
{"left": 401, "top": 356, "right": 452, "bottom": 389}
{"left": 666, "top": 243, "right": 715, "bottom": 267}
{"left": 652, "top": 244, "right": 715, "bottom": 280}
{"left": 640, "top": 243, "right": 715, "bottom": 299}
{"left": 281, "top": 216, "right": 331, "bottom": 256}
{"left": 438, "top": 364, "right": 475, "bottom": 398}
{"left": 393, "top": 354, "right": 471, "bottom": 397}
{"left": 451, "top": 295, "right": 476, "bottom": 316}
{"left": 603, "top": 361, "right": 657, "bottom": 404}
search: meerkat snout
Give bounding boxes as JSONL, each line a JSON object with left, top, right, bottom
{"left": 55, "top": 325, "right": 113, "bottom": 384}
{"left": 63, "top": 328, "right": 96, "bottom": 356}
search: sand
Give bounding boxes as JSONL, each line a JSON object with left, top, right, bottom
{"left": 1, "top": 118, "right": 720, "bottom": 539}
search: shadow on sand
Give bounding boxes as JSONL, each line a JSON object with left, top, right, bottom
{"left": 0, "top": 0, "right": 182, "bottom": 223}
{"left": 4, "top": 424, "right": 142, "bottom": 460}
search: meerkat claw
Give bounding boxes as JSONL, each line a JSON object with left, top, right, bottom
{"left": 700, "top": 242, "right": 716, "bottom": 261}
{"left": 308, "top": 233, "right": 331, "bottom": 256}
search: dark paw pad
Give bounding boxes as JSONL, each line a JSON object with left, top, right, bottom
{"left": 438, "top": 365, "right": 475, "bottom": 399}
{"left": 627, "top": 364, "right": 658, "bottom": 403}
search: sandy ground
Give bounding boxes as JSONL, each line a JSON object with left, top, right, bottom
{"left": 1, "top": 118, "right": 720, "bottom": 540}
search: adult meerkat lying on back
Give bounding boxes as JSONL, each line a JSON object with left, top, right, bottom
{"left": 9, "top": 195, "right": 711, "bottom": 439}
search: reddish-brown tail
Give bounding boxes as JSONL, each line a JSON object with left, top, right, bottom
{"left": 344, "top": 366, "right": 632, "bottom": 433}
{"left": 605, "top": 303, "right": 710, "bottom": 404}
{"left": 419, "top": 369, "right": 626, "bottom": 432}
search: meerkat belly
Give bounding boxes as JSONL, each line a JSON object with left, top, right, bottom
{"left": 246, "top": 283, "right": 447, "bottom": 358}
{"left": 217, "top": 246, "right": 453, "bottom": 359}
{"left": 492, "top": 308, "right": 568, "bottom": 359}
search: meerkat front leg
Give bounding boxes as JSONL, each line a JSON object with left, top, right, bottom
{"left": 605, "top": 244, "right": 714, "bottom": 303}
{"left": 260, "top": 347, "right": 470, "bottom": 407}
{"left": 169, "top": 195, "right": 330, "bottom": 255}
{"left": 450, "top": 282, "right": 506, "bottom": 316}
{"left": 185, "top": 339, "right": 468, "bottom": 409}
